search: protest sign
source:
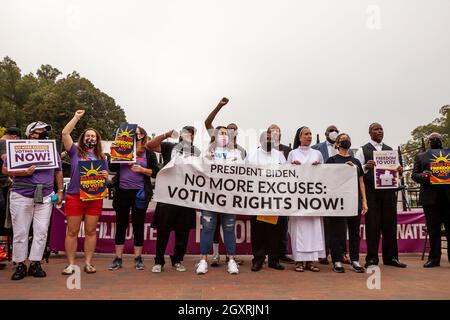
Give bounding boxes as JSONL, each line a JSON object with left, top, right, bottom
{"left": 6, "top": 139, "right": 59, "bottom": 171}
{"left": 374, "top": 150, "right": 400, "bottom": 189}
{"left": 154, "top": 157, "right": 358, "bottom": 217}
{"left": 110, "top": 123, "right": 137, "bottom": 163}
{"left": 428, "top": 148, "right": 450, "bottom": 184}
{"left": 79, "top": 160, "right": 108, "bottom": 201}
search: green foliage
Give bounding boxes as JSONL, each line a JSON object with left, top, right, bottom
{"left": 0, "top": 56, "right": 127, "bottom": 144}
{"left": 401, "top": 105, "right": 449, "bottom": 186}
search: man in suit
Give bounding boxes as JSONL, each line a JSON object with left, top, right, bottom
{"left": 312, "top": 125, "right": 340, "bottom": 161}
{"left": 412, "top": 132, "right": 450, "bottom": 267}
{"left": 355, "top": 123, "right": 406, "bottom": 268}
{"left": 268, "top": 124, "right": 294, "bottom": 264}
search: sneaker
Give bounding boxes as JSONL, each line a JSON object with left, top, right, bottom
{"left": 152, "top": 264, "right": 162, "bottom": 273}
{"left": 11, "top": 262, "right": 27, "bottom": 280}
{"left": 333, "top": 262, "right": 345, "bottom": 273}
{"left": 196, "top": 260, "right": 208, "bottom": 275}
{"left": 226, "top": 256, "right": 244, "bottom": 265}
{"left": 350, "top": 261, "right": 365, "bottom": 273}
{"left": 134, "top": 256, "right": 145, "bottom": 270}
{"left": 28, "top": 261, "right": 47, "bottom": 278}
{"left": 211, "top": 254, "right": 220, "bottom": 267}
{"left": 108, "top": 257, "right": 123, "bottom": 271}
{"left": 173, "top": 263, "right": 187, "bottom": 272}
{"left": 62, "top": 264, "right": 76, "bottom": 275}
{"left": 227, "top": 259, "right": 239, "bottom": 275}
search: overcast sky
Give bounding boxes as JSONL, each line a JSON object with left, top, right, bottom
{"left": 1, "top": 0, "right": 449, "bottom": 151}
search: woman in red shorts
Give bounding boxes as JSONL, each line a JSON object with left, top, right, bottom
{"left": 61, "top": 110, "right": 108, "bottom": 275}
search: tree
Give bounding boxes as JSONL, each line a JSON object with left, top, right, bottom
{"left": 36, "top": 64, "right": 62, "bottom": 82}
{"left": 0, "top": 56, "right": 127, "bottom": 146}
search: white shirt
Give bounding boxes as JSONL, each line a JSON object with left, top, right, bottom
{"left": 245, "top": 147, "right": 286, "bottom": 165}
{"left": 326, "top": 141, "right": 337, "bottom": 158}
{"left": 355, "top": 139, "right": 384, "bottom": 173}
{"left": 287, "top": 146, "right": 324, "bottom": 165}
{"left": 203, "top": 147, "right": 244, "bottom": 163}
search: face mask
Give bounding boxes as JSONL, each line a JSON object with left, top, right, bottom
{"left": 328, "top": 131, "right": 339, "bottom": 143}
{"left": 181, "top": 133, "right": 192, "bottom": 143}
{"left": 217, "top": 135, "right": 229, "bottom": 147}
{"left": 339, "top": 140, "right": 351, "bottom": 150}
{"left": 430, "top": 139, "right": 442, "bottom": 149}
{"left": 84, "top": 138, "right": 97, "bottom": 149}
{"left": 34, "top": 131, "right": 48, "bottom": 140}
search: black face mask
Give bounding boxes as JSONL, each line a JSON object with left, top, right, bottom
{"left": 339, "top": 140, "right": 351, "bottom": 150}
{"left": 84, "top": 139, "right": 97, "bottom": 149}
{"left": 38, "top": 131, "right": 49, "bottom": 140}
{"left": 430, "top": 139, "right": 442, "bottom": 149}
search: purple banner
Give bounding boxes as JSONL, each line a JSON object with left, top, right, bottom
{"left": 49, "top": 208, "right": 426, "bottom": 254}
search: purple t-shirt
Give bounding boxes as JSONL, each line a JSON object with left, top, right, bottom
{"left": 119, "top": 152, "right": 147, "bottom": 190}
{"left": 66, "top": 144, "right": 108, "bottom": 195}
{"left": 2, "top": 154, "right": 62, "bottom": 199}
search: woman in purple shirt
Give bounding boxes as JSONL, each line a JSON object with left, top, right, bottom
{"left": 108, "top": 126, "right": 159, "bottom": 271}
{"left": 2, "top": 121, "right": 63, "bottom": 280}
{"left": 61, "top": 110, "right": 108, "bottom": 275}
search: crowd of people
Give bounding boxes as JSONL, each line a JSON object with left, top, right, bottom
{"left": 0, "top": 97, "right": 449, "bottom": 281}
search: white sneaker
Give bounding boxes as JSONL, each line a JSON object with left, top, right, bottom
{"left": 173, "top": 263, "right": 187, "bottom": 272}
{"left": 227, "top": 259, "right": 239, "bottom": 275}
{"left": 196, "top": 260, "right": 208, "bottom": 275}
{"left": 152, "top": 264, "right": 162, "bottom": 273}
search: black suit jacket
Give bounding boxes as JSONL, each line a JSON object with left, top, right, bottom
{"left": 411, "top": 151, "right": 450, "bottom": 206}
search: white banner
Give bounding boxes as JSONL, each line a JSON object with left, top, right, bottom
{"left": 6, "top": 139, "right": 59, "bottom": 171}
{"left": 154, "top": 157, "right": 359, "bottom": 217}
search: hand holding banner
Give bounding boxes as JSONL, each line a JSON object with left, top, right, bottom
{"left": 374, "top": 150, "right": 400, "bottom": 189}
{"left": 154, "top": 157, "right": 358, "bottom": 217}
{"left": 6, "top": 140, "right": 59, "bottom": 171}
{"left": 79, "top": 160, "right": 108, "bottom": 201}
{"left": 428, "top": 149, "right": 450, "bottom": 184}
{"left": 110, "top": 123, "right": 137, "bottom": 163}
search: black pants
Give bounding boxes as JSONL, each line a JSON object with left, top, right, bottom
{"left": 279, "top": 216, "right": 289, "bottom": 256}
{"left": 423, "top": 191, "right": 450, "bottom": 263}
{"left": 251, "top": 216, "right": 282, "bottom": 264}
{"left": 114, "top": 189, "right": 146, "bottom": 247}
{"left": 155, "top": 228, "right": 190, "bottom": 266}
{"left": 365, "top": 188, "right": 398, "bottom": 264}
{"left": 0, "top": 186, "right": 7, "bottom": 230}
{"left": 329, "top": 215, "right": 361, "bottom": 263}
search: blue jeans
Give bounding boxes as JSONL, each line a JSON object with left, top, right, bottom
{"left": 200, "top": 211, "right": 236, "bottom": 256}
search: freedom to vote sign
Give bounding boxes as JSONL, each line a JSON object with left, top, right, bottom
{"left": 6, "top": 140, "right": 59, "bottom": 171}
{"left": 154, "top": 157, "right": 358, "bottom": 217}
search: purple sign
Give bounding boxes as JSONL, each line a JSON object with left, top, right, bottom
{"left": 49, "top": 208, "right": 427, "bottom": 254}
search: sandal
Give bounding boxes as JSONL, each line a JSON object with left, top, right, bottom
{"left": 295, "top": 262, "right": 304, "bottom": 272}
{"left": 306, "top": 262, "right": 320, "bottom": 272}
{"left": 84, "top": 263, "right": 96, "bottom": 274}
{"left": 62, "top": 264, "right": 76, "bottom": 275}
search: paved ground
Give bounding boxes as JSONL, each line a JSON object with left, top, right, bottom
{"left": 0, "top": 254, "right": 449, "bottom": 300}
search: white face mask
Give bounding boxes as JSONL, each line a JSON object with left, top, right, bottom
{"left": 328, "top": 131, "right": 339, "bottom": 142}
{"left": 217, "top": 135, "right": 229, "bottom": 147}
